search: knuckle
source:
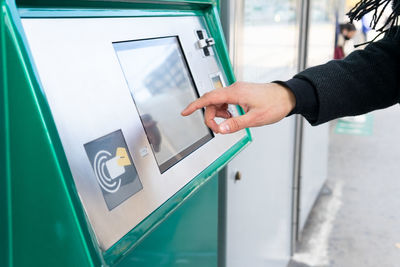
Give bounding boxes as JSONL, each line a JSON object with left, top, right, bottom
{"left": 230, "top": 118, "right": 240, "bottom": 131}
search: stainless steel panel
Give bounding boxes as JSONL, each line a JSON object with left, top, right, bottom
{"left": 226, "top": 121, "right": 296, "bottom": 267}
{"left": 299, "top": 123, "right": 329, "bottom": 231}
{"left": 22, "top": 16, "right": 246, "bottom": 251}
{"left": 223, "top": 0, "right": 300, "bottom": 265}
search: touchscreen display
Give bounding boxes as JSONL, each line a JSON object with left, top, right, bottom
{"left": 114, "top": 37, "right": 213, "bottom": 173}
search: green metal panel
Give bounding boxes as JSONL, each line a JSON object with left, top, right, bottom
{"left": 115, "top": 174, "right": 219, "bottom": 267}
{"left": 1, "top": 1, "right": 103, "bottom": 267}
{"left": 16, "top": 0, "right": 217, "bottom": 11}
{"left": 1, "top": 1, "right": 251, "bottom": 266}
{"left": 1, "top": 3, "right": 10, "bottom": 267}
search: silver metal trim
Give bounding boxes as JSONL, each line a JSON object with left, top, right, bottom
{"left": 291, "top": 0, "right": 311, "bottom": 254}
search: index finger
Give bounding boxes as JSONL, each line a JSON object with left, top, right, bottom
{"left": 181, "top": 88, "right": 238, "bottom": 116}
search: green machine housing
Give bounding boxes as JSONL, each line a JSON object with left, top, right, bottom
{"left": 0, "top": 0, "right": 251, "bottom": 266}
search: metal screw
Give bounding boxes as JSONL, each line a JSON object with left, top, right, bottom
{"left": 235, "top": 171, "right": 242, "bottom": 181}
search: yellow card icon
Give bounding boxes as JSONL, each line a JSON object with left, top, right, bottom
{"left": 116, "top": 147, "right": 131, "bottom": 166}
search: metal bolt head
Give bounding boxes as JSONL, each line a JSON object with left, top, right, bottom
{"left": 235, "top": 171, "right": 242, "bottom": 181}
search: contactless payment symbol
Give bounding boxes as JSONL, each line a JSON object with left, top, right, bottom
{"left": 94, "top": 147, "right": 131, "bottom": 193}
{"left": 84, "top": 130, "right": 143, "bottom": 210}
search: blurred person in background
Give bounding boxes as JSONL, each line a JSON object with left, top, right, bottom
{"left": 182, "top": 0, "right": 400, "bottom": 135}
{"left": 334, "top": 22, "right": 357, "bottom": 59}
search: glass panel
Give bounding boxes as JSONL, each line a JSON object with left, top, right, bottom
{"left": 236, "top": 0, "right": 300, "bottom": 82}
{"left": 113, "top": 37, "right": 213, "bottom": 173}
{"left": 307, "top": 0, "right": 336, "bottom": 67}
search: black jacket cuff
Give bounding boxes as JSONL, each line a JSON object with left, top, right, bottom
{"left": 273, "top": 78, "right": 319, "bottom": 123}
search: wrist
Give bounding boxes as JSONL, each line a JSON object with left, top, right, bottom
{"left": 282, "top": 85, "right": 296, "bottom": 114}
{"left": 271, "top": 82, "right": 296, "bottom": 115}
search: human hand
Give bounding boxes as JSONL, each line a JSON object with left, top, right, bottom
{"left": 181, "top": 82, "right": 296, "bottom": 134}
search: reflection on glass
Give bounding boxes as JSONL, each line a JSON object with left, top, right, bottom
{"left": 141, "top": 114, "right": 161, "bottom": 153}
{"left": 114, "top": 37, "right": 213, "bottom": 173}
{"left": 307, "top": 0, "right": 336, "bottom": 67}
{"left": 237, "top": 0, "right": 299, "bottom": 82}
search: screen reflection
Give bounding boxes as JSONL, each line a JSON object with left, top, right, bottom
{"left": 114, "top": 37, "right": 213, "bottom": 173}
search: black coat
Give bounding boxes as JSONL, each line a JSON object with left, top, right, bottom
{"left": 286, "top": 28, "right": 400, "bottom": 125}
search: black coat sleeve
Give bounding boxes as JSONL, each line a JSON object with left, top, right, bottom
{"left": 275, "top": 78, "right": 319, "bottom": 123}
{"left": 292, "top": 29, "right": 400, "bottom": 125}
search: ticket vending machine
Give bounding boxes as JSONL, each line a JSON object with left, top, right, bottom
{"left": 1, "top": 0, "right": 251, "bottom": 266}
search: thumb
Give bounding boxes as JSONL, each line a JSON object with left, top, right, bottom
{"left": 218, "top": 114, "right": 252, "bottom": 134}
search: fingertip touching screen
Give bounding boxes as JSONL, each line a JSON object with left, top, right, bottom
{"left": 113, "top": 36, "right": 214, "bottom": 173}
